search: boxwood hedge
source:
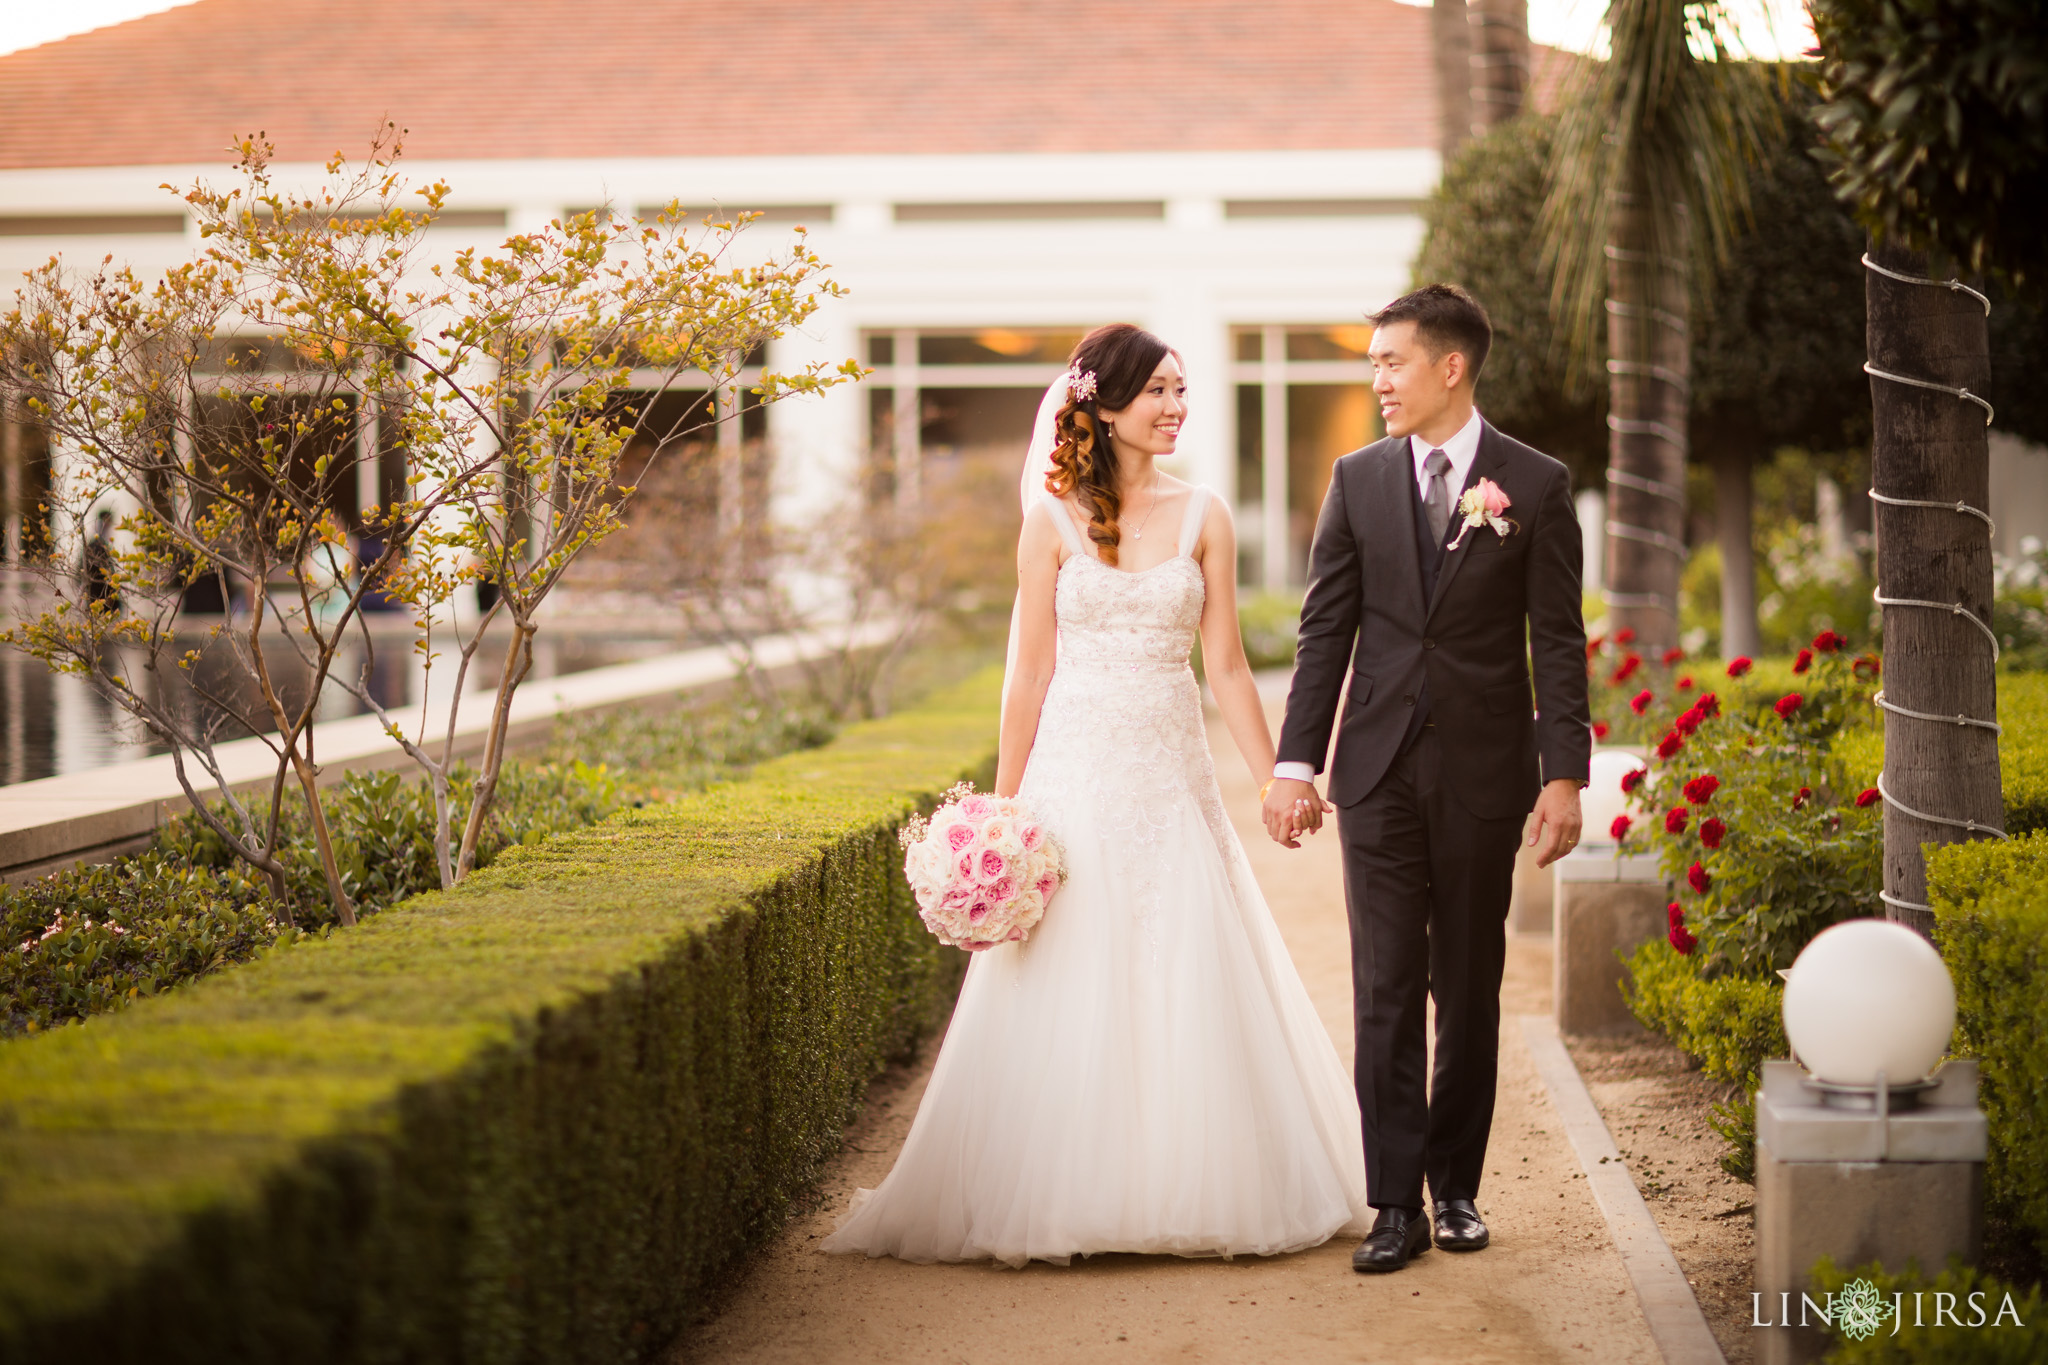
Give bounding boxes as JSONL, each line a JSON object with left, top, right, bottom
{"left": 1927, "top": 831, "right": 2048, "bottom": 1265}
{"left": 0, "top": 668, "right": 998, "bottom": 1364}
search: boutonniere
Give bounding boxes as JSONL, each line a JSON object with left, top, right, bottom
{"left": 1446, "top": 477, "right": 1516, "bottom": 550}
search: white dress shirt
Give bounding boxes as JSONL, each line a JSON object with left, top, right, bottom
{"left": 1271, "top": 409, "right": 1485, "bottom": 787}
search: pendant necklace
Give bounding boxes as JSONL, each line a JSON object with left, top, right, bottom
{"left": 1129, "top": 473, "right": 1163, "bottom": 541}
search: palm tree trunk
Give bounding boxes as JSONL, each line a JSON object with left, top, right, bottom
{"left": 1434, "top": 0, "right": 1473, "bottom": 163}
{"left": 1867, "top": 237, "right": 2002, "bottom": 937}
{"left": 1602, "top": 189, "right": 1690, "bottom": 651}
{"left": 1469, "top": 0, "right": 1530, "bottom": 134}
{"left": 1713, "top": 444, "right": 1762, "bottom": 657}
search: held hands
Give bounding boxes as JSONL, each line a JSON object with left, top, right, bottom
{"left": 1261, "top": 777, "right": 1331, "bottom": 848}
{"left": 1527, "top": 778, "right": 1584, "bottom": 868}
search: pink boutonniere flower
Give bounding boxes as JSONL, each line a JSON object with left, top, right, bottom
{"left": 1446, "top": 477, "right": 1517, "bottom": 550}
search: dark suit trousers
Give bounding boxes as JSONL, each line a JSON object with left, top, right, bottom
{"left": 1337, "top": 728, "right": 1523, "bottom": 1212}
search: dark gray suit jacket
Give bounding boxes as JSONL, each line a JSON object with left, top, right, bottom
{"left": 1276, "top": 421, "right": 1592, "bottom": 819}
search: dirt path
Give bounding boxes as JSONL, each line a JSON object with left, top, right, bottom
{"left": 681, "top": 695, "right": 1664, "bottom": 1364}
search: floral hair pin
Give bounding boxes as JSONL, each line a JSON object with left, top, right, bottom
{"left": 1446, "top": 477, "right": 1516, "bottom": 550}
{"left": 1064, "top": 366, "right": 1097, "bottom": 403}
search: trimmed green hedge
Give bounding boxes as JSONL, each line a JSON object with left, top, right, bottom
{"left": 1814, "top": 1257, "right": 2048, "bottom": 1362}
{"left": 0, "top": 668, "right": 999, "bottom": 1363}
{"left": 1927, "top": 832, "right": 2048, "bottom": 1264}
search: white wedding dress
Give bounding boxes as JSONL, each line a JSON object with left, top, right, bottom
{"left": 822, "top": 487, "right": 1371, "bottom": 1267}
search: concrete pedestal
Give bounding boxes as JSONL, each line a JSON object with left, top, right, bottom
{"left": 1552, "top": 848, "right": 1665, "bottom": 1034}
{"left": 1753, "top": 1060, "right": 1987, "bottom": 1365}
{"left": 1508, "top": 815, "right": 1554, "bottom": 934}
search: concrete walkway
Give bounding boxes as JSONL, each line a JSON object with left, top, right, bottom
{"left": 683, "top": 698, "right": 1664, "bottom": 1364}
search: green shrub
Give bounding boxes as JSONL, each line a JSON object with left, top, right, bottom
{"left": 1993, "top": 673, "right": 2048, "bottom": 836}
{"left": 1, "top": 697, "right": 835, "bottom": 1039}
{"left": 0, "top": 668, "right": 997, "bottom": 1362}
{"left": 1624, "top": 938, "right": 1787, "bottom": 1181}
{"left": 1927, "top": 833, "right": 2048, "bottom": 1264}
{"left": 1812, "top": 1258, "right": 2047, "bottom": 1362}
{"left": 1237, "top": 591, "right": 1302, "bottom": 671}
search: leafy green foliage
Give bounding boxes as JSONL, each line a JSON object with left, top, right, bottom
{"left": 1632, "top": 642, "right": 1884, "bottom": 974}
{"left": 1928, "top": 832, "right": 2048, "bottom": 1263}
{"left": 0, "top": 695, "right": 835, "bottom": 1039}
{"left": 1414, "top": 115, "right": 1605, "bottom": 485}
{"left": 1812, "top": 1257, "right": 2047, "bottom": 1360}
{"left": 1236, "top": 592, "right": 1303, "bottom": 671}
{"left": 1623, "top": 937, "right": 1786, "bottom": 1181}
{"left": 0, "top": 669, "right": 999, "bottom": 1362}
{"left": 1810, "top": 0, "right": 2048, "bottom": 283}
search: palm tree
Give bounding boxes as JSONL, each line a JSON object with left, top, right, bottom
{"left": 1541, "top": 0, "right": 1769, "bottom": 651}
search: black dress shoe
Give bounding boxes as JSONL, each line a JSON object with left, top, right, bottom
{"left": 1431, "top": 1198, "right": 1490, "bottom": 1251}
{"left": 1352, "top": 1206, "right": 1430, "bottom": 1273}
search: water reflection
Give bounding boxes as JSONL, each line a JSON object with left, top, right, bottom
{"left": 0, "top": 625, "right": 687, "bottom": 787}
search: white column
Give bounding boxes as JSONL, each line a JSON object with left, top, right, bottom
{"left": 1260, "top": 325, "right": 1288, "bottom": 592}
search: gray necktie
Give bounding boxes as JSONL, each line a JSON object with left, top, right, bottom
{"left": 1424, "top": 448, "right": 1453, "bottom": 545}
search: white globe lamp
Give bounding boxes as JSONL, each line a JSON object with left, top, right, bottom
{"left": 1581, "top": 749, "right": 1649, "bottom": 849}
{"left": 1782, "top": 918, "right": 1956, "bottom": 1089}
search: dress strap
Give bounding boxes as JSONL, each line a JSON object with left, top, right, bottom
{"left": 1038, "top": 490, "right": 1090, "bottom": 557}
{"left": 1177, "top": 485, "right": 1213, "bottom": 558}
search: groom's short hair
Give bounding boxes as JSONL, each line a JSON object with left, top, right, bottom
{"left": 1367, "top": 284, "right": 1492, "bottom": 383}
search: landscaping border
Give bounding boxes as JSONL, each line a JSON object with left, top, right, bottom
{"left": 0, "top": 666, "right": 999, "bottom": 1364}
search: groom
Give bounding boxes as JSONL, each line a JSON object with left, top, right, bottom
{"left": 1262, "top": 284, "right": 1590, "bottom": 1273}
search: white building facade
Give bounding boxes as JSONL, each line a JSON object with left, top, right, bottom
{"left": 0, "top": 0, "right": 1504, "bottom": 591}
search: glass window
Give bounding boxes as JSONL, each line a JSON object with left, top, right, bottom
{"left": 917, "top": 329, "right": 1084, "bottom": 367}
{"left": 867, "top": 334, "right": 895, "bottom": 366}
{"left": 1288, "top": 385, "right": 1378, "bottom": 575}
{"left": 1234, "top": 329, "right": 1263, "bottom": 363}
{"left": 1285, "top": 326, "right": 1376, "bottom": 362}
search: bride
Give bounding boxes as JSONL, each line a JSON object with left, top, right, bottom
{"left": 822, "top": 323, "right": 1370, "bottom": 1267}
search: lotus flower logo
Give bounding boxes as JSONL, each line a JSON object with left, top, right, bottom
{"left": 1835, "top": 1279, "right": 1892, "bottom": 1342}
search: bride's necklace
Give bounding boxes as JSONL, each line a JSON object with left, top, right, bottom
{"left": 1127, "top": 473, "right": 1163, "bottom": 541}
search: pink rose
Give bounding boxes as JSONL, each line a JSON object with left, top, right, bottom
{"left": 967, "top": 900, "right": 990, "bottom": 922}
{"left": 1035, "top": 873, "right": 1059, "bottom": 900}
{"left": 978, "top": 848, "right": 1007, "bottom": 883}
{"left": 1020, "top": 823, "right": 1045, "bottom": 851}
{"left": 989, "top": 877, "right": 1017, "bottom": 903}
{"left": 942, "top": 884, "right": 973, "bottom": 910}
{"left": 955, "top": 850, "right": 977, "bottom": 883}
{"left": 1477, "top": 478, "right": 1510, "bottom": 517}
{"left": 959, "top": 794, "right": 994, "bottom": 820}
{"left": 945, "top": 822, "right": 975, "bottom": 852}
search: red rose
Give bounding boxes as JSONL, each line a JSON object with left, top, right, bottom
{"left": 1612, "top": 653, "right": 1643, "bottom": 684}
{"left": 1695, "top": 691, "right": 1720, "bottom": 718}
{"left": 1667, "top": 900, "right": 1685, "bottom": 929}
{"left": 1853, "top": 653, "right": 1882, "bottom": 679}
{"left": 1677, "top": 675, "right": 1695, "bottom": 691}
{"left": 1793, "top": 647, "right": 1814, "bottom": 674}
{"left": 1673, "top": 707, "right": 1702, "bottom": 736}
{"left": 1586, "top": 636, "right": 1605, "bottom": 659}
{"left": 1630, "top": 689, "right": 1654, "bottom": 715}
{"left": 1687, "top": 861, "right": 1711, "bottom": 894}
{"left": 1656, "top": 731, "right": 1685, "bottom": 760}
{"left": 1593, "top": 721, "right": 1611, "bottom": 740}
{"left": 1610, "top": 814, "right": 1633, "bottom": 841}
{"left": 1661, "top": 646, "right": 1684, "bottom": 665}
{"left": 1620, "top": 767, "right": 1645, "bottom": 795}
{"left": 1699, "top": 817, "right": 1726, "bottom": 849}
{"left": 1669, "top": 924, "right": 1698, "bottom": 955}
{"left": 1775, "top": 693, "right": 1804, "bottom": 719}
{"left": 1813, "top": 630, "right": 1845, "bottom": 654}
{"left": 1793, "top": 786, "right": 1813, "bottom": 809}
{"left": 1664, "top": 807, "right": 1689, "bottom": 835}
{"left": 1683, "top": 773, "right": 1720, "bottom": 804}
{"left": 1856, "top": 788, "right": 1881, "bottom": 808}
{"left": 1615, "top": 627, "right": 1637, "bottom": 645}
{"left": 1727, "top": 656, "right": 1753, "bottom": 678}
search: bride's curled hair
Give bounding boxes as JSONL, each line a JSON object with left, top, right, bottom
{"left": 1047, "top": 323, "right": 1175, "bottom": 566}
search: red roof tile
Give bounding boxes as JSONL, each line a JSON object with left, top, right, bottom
{"left": 0, "top": 0, "right": 1472, "bottom": 168}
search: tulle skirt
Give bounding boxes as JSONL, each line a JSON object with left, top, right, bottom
{"left": 821, "top": 666, "right": 1370, "bottom": 1267}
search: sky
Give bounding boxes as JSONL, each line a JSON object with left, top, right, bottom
{"left": 0, "top": 0, "right": 1817, "bottom": 61}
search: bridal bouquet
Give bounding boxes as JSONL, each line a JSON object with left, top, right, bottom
{"left": 899, "top": 782, "right": 1065, "bottom": 951}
